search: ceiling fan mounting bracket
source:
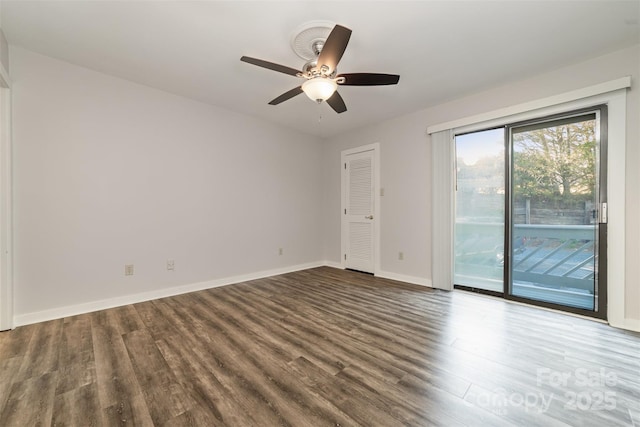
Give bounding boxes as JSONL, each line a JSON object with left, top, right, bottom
{"left": 241, "top": 22, "right": 399, "bottom": 114}
{"left": 311, "top": 41, "right": 324, "bottom": 57}
{"left": 290, "top": 20, "right": 334, "bottom": 60}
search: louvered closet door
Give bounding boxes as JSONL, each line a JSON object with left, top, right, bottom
{"left": 345, "top": 150, "right": 375, "bottom": 273}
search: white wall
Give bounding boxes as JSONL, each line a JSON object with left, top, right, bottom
{"left": 11, "top": 42, "right": 640, "bottom": 329}
{"left": 0, "top": 4, "right": 7, "bottom": 74}
{"left": 322, "top": 110, "right": 432, "bottom": 283}
{"left": 11, "top": 47, "right": 323, "bottom": 323}
{"left": 322, "top": 44, "right": 640, "bottom": 325}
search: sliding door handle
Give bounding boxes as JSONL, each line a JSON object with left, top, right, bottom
{"left": 599, "top": 202, "right": 607, "bottom": 224}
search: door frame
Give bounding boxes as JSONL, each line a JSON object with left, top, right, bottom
{"left": 503, "top": 105, "right": 608, "bottom": 319}
{"left": 433, "top": 81, "right": 628, "bottom": 329}
{"left": 0, "top": 64, "right": 12, "bottom": 331}
{"left": 341, "top": 143, "right": 380, "bottom": 274}
{"left": 450, "top": 89, "right": 627, "bottom": 326}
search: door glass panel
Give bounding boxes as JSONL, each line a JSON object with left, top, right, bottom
{"left": 510, "top": 114, "right": 598, "bottom": 310}
{"left": 454, "top": 128, "right": 505, "bottom": 292}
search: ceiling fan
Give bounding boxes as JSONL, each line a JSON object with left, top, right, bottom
{"left": 240, "top": 24, "right": 400, "bottom": 114}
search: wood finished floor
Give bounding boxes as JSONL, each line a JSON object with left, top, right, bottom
{"left": 1, "top": 267, "right": 639, "bottom": 426}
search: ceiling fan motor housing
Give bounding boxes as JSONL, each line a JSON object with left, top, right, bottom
{"left": 240, "top": 21, "right": 399, "bottom": 114}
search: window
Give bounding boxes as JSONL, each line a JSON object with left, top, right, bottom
{"left": 453, "top": 106, "right": 607, "bottom": 317}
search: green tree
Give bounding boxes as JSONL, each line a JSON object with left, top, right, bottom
{"left": 512, "top": 119, "right": 596, "bottom": 202}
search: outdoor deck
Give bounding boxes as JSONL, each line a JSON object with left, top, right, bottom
{"left": 455, "top": 223, "right": 597, "bottom": 310}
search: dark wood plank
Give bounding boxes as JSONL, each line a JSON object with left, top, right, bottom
{"left": 102, "top": 393, "right": 154, "bottom": 426}
{"left": 15, "top": 320, "right": 63, "bottom": 382}
{"left": 122, "top": 328, "right": 193, "bottom": 424}
{"left": 133, "top": 300, "right": 180, "bottom": 340}
{"left": 0, "top": 356, "right": 23, "bottom": 415}
{"left": 0, "top": 266, "right": 637, "bottom": 426}
{"left": 108, "top": 305, "right": 146, "bottom": 335}
{"left": 52, "top": 383, "right": 104, "bottom": 426}
{"left": 0, "top": 324, "right": 36, "bottom": 360}
{"left": 173, "top": 293, "right": 365, "bottom": 426}
{"left": 91, "top": 317, "right": 153, "bottom": 425}
{"left": 290, "top": 354, "right": 424, "bottom": 426}
{"left": 56, "top": 314, "right": 96, "bottom": 396}
{"left": 155, "top": 337, "right": 236, "bottom": 427}
{"left": 0, "top": 371, "right": 58, "bottom": 426}
{"left": 154, "top": 307, "right": 295, "bottom": 426}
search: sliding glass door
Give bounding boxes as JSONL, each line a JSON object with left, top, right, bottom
{"left": 454, "top": 107, "right": 607, "bottom": 317}
{"left": 508, "top": 111, "right": 605, "bottom": 312}
{"left": 454, "top": 128, "right": 505, "bottom": 293}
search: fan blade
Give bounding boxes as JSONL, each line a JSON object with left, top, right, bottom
{"left": 268, "top": 86, "right": 303, "bottom": 105}
{"left": 338, "top": 73, "right": 400, "bottom": 86}
{"left": 317, "top": 25, "right": 352, "bottom": 74}
{"left": 240, "top": 56, "right": 301, "bottom": 76}
{"left": 326, "top": 91, "right": 347, "bottom": 114}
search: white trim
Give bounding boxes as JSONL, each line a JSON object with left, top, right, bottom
{"left": 321, "top": 260, "right": 433, "bottom": 288}
{"left": 466, "top": 90, "right": 628, "bottom": 328}
{"left": 427, "top": 77, "right": 631, "bottom": 134}
{"left": 430, "top": 129, "right": 455, "bottom": 291}
{"left": 13, "top": 261, "right": 325, "bottom": 326}
{"left": 601, "top": 89, "right": 627, "bottom": 329}
{"left": 610, "top": 318, "right": 640, "bottom": 333}
{"left": 14, "top": 258, "right": 635, "bottom": 331}
{"left": 0, "top": 78, "right": 11, "bottom": 331}
{"left": 323, "top": 260, "right": 343, "bottom": 269}
{"left": 340, "top": 143, "right": 381, "bottom": 275}
{"left": 376, "top": 270, "right": 432, "bottom": 288}
{"left": 435, "top": 88, "right": 628, "bottom": 329}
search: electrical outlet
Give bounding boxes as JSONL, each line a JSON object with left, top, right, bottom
{"left": 399, "top": 251, "right": 404, "bottom": 261}
{"left": 380, "top": 188, "right": 385, "bottom": 197}
{"left": 167, "top": 260, "right": 175, "bottom": 271}
{"left": 278, "top": 248, "right": 283, "bottom": 256}
{"left": 125, "top": 264, "right": 134, "bottom": 276}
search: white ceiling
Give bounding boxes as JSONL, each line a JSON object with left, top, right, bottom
{"left": 2, "top": 1, "right": 639, "bottom": 138}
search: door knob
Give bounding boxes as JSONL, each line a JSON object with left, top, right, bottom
{"left": 365, "top": 215, "right": 374, "bottom": 220}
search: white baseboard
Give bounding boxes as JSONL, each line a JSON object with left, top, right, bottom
{"left": 322, "top": 260, "right": 343, "bottom": 269}
{"left": 609, "top": 318, "right": 640, "bottom": 333}
{"left": 321, "top": 263, "right": 432, "bottom": 288}
{"left": 14, "top": 261, "right": 639, "bottom": 334}
{"left": 376, "top": 270, "right": 432, "bottom": 287}
{"left": 13, "top": 261, "right": 325, "bottom": 327}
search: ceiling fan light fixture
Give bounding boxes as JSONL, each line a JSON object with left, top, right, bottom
{"left": 241, "top": 23, "right": 399, "bottom": 113}
{"left": 302, "top": 77, "right": 337, "bottom": 102}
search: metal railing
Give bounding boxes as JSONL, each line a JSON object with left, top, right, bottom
{"left": 455, "top": 222, "right": 596, "bottom": 293}
{"left": 511, "top": 224, "right": 595, "bottom": 292}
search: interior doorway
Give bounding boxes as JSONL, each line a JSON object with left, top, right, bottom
{"left": 341, "top": 144, "right": 379, "bottom": 274}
